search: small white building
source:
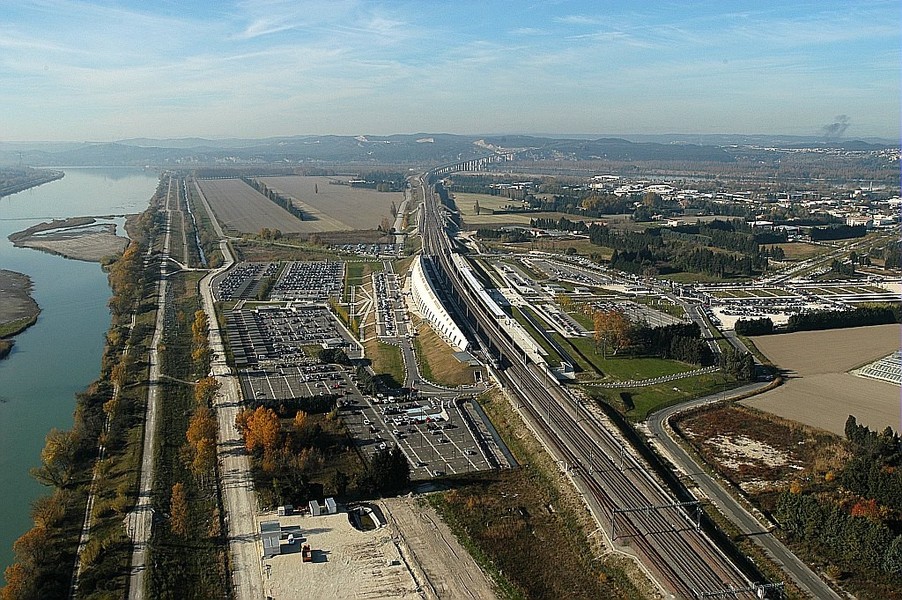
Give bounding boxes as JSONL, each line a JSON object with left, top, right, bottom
{"left": 324, "top": 497, "right": 337, "bottom": 515}
{"left": 260, "top": 521, "right": 281, "bottom": 558}
{"left": 308, "top": 499, "right": 321, "bottom": 517}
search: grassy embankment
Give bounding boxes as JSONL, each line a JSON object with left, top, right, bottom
{"left": 363, "top": 338, "right": 405, "bottom": 387}
{"left": 412, "top": 322, "right": 475, "bottom": 387}
{"left": 429, "top": 388, "right": 649, "bottom": 600}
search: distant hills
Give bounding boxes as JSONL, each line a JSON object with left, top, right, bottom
{"left": 0, "top": 133, "right": 895, "bottom": 168}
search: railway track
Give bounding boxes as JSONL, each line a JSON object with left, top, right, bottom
{"left": 416, "top": 173, "right": 770, "bottom": 598}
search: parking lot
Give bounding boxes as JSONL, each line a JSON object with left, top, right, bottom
{"left": 271, "top": 261, "right": 344, "bottom": 301}
{"left": 240, "top": 363, "right": 349, "bottom": 404}
{"left": 222, "top": 288, "right": 496, "bottom": 479}
{"left": 335, "top": 242, "right": 399, "bottom": 257}
{"left": 226, "top": 304, "right": 361, "bottom": 368}
{"left": 529, "top": 256, "right": 613, "bottom": 288}
{"left": 215, "top": 261, "right": 279, "bottom": 301}
{"left": 372, "top": 270, "right": 410, "bottom": 339}
{"left": 341, "top": 391, "right": 494, "bottom": 479}
{"left": 238, "top": 360, "right": 496, "bottom": 479}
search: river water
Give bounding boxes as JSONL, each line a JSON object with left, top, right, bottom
{"left": 0, "top": 167, "right": 160, "bottom": 584}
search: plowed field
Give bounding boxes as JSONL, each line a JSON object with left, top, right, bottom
{"left": 197, "top": 178, "right": 308, "bottom": 234}
{"left": 742, "top": 324, "right": 900, "bottom": 435}
{"left": 260, "top": 176, "right": 401, "bottom": 232}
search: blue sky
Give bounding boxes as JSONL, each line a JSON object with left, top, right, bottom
{"left": 0, "top": 0, "right": 898, "bottom": 141}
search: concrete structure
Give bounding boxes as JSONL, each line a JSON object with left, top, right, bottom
{"left": 409, "top": 255, "right": 469, "bottom": 352}
{"left": 309, "top": 499, "right": 321, "bottom": 517}
{"left": 260, "top": 521, "right": 281, "bottom": 558}
{"left": 324, "top": 497, "right": 337, "bottom": 515}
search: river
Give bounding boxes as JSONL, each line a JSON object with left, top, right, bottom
{"left": 0, "top": 167, "right": 160, "bottom": 584}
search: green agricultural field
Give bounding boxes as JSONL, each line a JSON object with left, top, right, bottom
{"left": 464, "top": 210, "right": 588, "bottom": 227}
{"left": 502, "top": 239, "right": 613, "bottom": 260}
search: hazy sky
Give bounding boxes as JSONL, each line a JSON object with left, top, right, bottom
{"left": 1, "top": 0, "right": 898, "bottom": 141}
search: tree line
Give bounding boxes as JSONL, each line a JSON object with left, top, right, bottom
{"left": 242, "top": 177, "right": 307, "bottom": 221}
{"left": 809, "top": 224, "right": 867, "bottom": 241}
{"left": 735, "top": 304, "right": 900, "bottom": 336}
{"left": 592, "top": 310, "right": 717, "bottom": 368}
{"left": 588, "top": 223, "right": 768, "bottom": 278}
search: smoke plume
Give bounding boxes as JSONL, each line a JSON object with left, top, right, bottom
{"left": 822, "top": 115, "right": 850, "bottom": 140}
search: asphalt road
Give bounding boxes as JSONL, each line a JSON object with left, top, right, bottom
{"left": 647, "top": 383, "right": 843, "bottom": 600}
{"left": 198, "top": 226, "right": 266, "bottom": 598}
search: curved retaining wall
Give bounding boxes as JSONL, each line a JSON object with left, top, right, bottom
{"left": 410, "top": 255, "right": 469, "bottom": 352}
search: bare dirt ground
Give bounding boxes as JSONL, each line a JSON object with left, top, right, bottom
{"left": 16, "top": 231, "right": 127, "bottom": 262}
{"left": 381, "top": 497, "right": 497, "bottom": 600}
{"left": 260, "top": 500, "right": 494, "bottom": 600}
{"left": 10, "top": 217, "right": 128, "bottom": 262}
{"left": 197, "top": 178, "right": 309, "bottom": 234}
{"left": 260, "top": 176, "right": 401, "bottom": 232}
{"left": 0, "top": 269, "right": 39, "bottom": 326}
{"left": 742, "top": 324, "right": 901, "bottom": 435}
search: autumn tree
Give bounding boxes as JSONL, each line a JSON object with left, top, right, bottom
{"left": 187, "top": 406, "right": 217, "bottom": 448}
{"left": 235, "top": 407, "right": 281, "bottom": 454}
{"left": 110, "top": 353, "right": 133, "bottom": 390}
{"left": 593, "top": 309, "right": 631, "bottom": 358}
{"left": 170, "top": 482, "right": 189, "bottom": 539}
{"left": 194, "top": 376, "right": 221, "bottom": 406}
{"left": 31, "top": 428, "right": 79, "bottom": 488}
{"left": 556, "top": 293, "right": 573, "bottom": 310}
{"left": 191, "top": 310, "right": 208, "bottom": 346}
{"left": 30, "top": 491, "right": 66, "bottom": 529}
{"left": 190, "top": 310, "right": 212, "bottom": 372}
{"left": 107, "top": 242, "right": 143, "bottom": 317}
{"left": 185, "top": 407, "right": 218, "bottom": 485}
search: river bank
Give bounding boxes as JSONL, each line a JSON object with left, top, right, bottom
{"left": 0, "top": 169, "right": 64, "bottom": 197}
{"left": 0, "top": 167, "right": 161, "bottom": 586}
{"left": 0, "top": 270, "right": 40, "bottom": 359}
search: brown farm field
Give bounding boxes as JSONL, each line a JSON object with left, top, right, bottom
{"left": 197, "top": 178, "right": 308, "bottom": 234}
{"left": 259, "top": 176, "right": 402, "bottom": 232}
{"left": 742, "top": 324, "right": 901, "bottom": 435}
{"left": 453, "top": 192, "right": 526, "bottom": 214}
{"left": 766, "top": 242, "right": 825, "bottom": 260}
